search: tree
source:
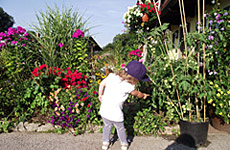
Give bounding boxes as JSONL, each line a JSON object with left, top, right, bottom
{"left": 0, "top": 7, "right": 14, "bottom": 32}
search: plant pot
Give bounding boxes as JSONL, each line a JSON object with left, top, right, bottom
{"left": 178, "top": 119, "right": 209, "bottom": 147}
{"left": 142, "top": 13, "right": 149, "bottom": 22}
{"left": 209, "top": 109, "right": 230, "bottom": 133}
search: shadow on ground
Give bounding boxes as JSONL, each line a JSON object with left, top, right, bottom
{"left": 164, "top": 133, "right": 211, "bottom": 150}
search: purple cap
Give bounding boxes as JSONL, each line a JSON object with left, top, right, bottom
{"left": 125, "top": 60, "right": 150, "bottom": 82}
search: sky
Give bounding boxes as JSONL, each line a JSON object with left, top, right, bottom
{"left": 1, "top": 0, "right": 136, "bottom": 48}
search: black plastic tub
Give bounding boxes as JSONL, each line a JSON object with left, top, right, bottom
{"left": 178, "top": 119, "right": 209, "bottom": 147}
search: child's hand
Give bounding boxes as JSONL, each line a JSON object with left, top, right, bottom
{"left": 99, "top": 95, "right": 103, "bottom": 102}
{"left": 143, "top": 93, "right": 150, "bottom": 99}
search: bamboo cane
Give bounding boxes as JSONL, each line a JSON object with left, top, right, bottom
{"left": 178, "top": 0, "right": 188, "bottom": 61}
{"left": 196, "top": 0, "right": 202, "bottom": 121}
{"left": 202, "top": 0, "right": 206, "bottom": 122}
{"left": 153, "top": 0, "right": 184, "bottom": 119}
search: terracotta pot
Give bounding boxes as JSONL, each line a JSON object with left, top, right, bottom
{"left": 209, "top": 109, "right": 230, "bottom": 133}
{"left": 142, "top": 13, "right": 149, "bottom": 22}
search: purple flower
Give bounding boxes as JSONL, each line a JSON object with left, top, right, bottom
{"left": 87, "top": 114, "right": 89, "bottom": 119}
{"left": 88, "top": 109, "right": 92, "bottom": 113}
{"left": 209, "top": 45, "right": 213, "bottom": 49}
{"left": 223, "top": 12, "right": 228, "bottom": 16}
{"left": 200, "top": 62, "right": 203, "bottom": 67}
{"left": 208, "top": 35, "right": 214, "bottom": 40}
{"left": 209, "top": 20, "right": 213, "bottom": 25}
{"left": 216, "top": 14, "right": 221, "bottom": 20}
{"left": 217, "top": 19, "right": 224, "bottom": 23}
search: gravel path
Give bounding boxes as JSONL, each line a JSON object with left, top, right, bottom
{"left": 0, "top": 126, "right": 229, "bottom": 150}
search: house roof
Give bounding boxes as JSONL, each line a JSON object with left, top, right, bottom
{"left": 88, "top": 36, "right": 102, "bottom": 52}
{"left": 158, "top": 0, "right": 215, "bottom": 25}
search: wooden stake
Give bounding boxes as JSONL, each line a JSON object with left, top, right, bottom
{"left": 153, "top": 0, "right": 184, "bottom": 119}
{"left": 202, "top": 0, "right": 206, "bottom": 122}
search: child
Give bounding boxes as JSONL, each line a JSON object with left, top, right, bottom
{"left": 98, "top": 60, "right": 150, "bottom": 150}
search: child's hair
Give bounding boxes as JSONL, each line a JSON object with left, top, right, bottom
{"left": 115, "top": 69, "right": 139, "bottom": 85}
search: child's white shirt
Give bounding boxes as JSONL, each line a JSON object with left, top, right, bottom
{"left": 99, "top": 73, "right": 135, "bottom": 122}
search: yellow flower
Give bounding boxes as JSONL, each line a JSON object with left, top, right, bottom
{"left": 212, "top": 103, "right": 216, "bottom": 107}
{"left": 229, "top": 101, "right": 230, "bottom": 106}
{"left": 208, "top": 99, "right": 213, "bottom": 104}
{"left": 218, "top": 89, "right": 221, "bottom": 92}
{"left": 96, "top": 73, "right": 100, "bottom": 76}
{"left": 141, "top": 22, "right": 145, "bottom": 27}
{"left": 221, "top": 91, "right": 224, "bottom": 94}
{"left": 97, "top": 80, "right": 101, "bottom": 84}
{"left": 227, "top": 90, "right": 230, "bottom": 95}
{"left": 219, "top": 112, "right": 223, "bottom": 116}
{"left": 219, "top": 103, "right": 223, "bottom": 108}
{"left": 101, "top": 74, "right": 106, "bottom": 79}
{"left": 209, "top": 81, "right": 213, "bottom": 85}
{"left": 214, "top": 84, "right": 218, "bottom": 88}
{"left": 89, "top": 79, "right": 93, "bottom": 83}
{"left": 216, "top": 93, "right": 221, "bottom": 97}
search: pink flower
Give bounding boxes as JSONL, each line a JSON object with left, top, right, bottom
{"left": 22, "top": 44, "right": 26, "bottom": 47}
{"left": 24, "top": 33, "right": 30, "bottom": 36}
{"left": 72, "top": 29, "right": 84, "bottom": 38}
{"left": 11, "top": 41, "right": 18, "bottom": 45}
{"left": 139, "top": 59, "right": 143, "bottom": 62}
{"left": 121, "top": 64, "right": 126, "bottom": 69}
{"left": 58, "top": 43, "right": 64, "bottom": 48}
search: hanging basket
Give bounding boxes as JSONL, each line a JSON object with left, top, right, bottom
{"left": 142, "top": 13, "right": 149, "bottom": 22}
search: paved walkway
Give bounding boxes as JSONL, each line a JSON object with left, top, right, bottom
{"left": 0, "top": 126, "right": 229, "bottom": 150}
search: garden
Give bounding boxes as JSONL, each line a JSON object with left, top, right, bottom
{"left": 0, "top": 0, "right": 229, "bottom": 142}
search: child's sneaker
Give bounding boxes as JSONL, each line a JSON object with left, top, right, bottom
{"left": 102, "top": 141, "right": 110, "bottom": 150}
{"left": 121, "top": 143, "right": 129, "bottom": 150}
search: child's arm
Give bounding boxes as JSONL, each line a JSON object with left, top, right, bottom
{"left": 130, "top": 90, "right": 150, "bottom": 99}
{"left": 98, "top": 78, "right": 106, "bottom": 101}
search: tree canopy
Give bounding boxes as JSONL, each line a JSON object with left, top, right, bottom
{"left": 0, "top": 7, "right": 14, "bottom": 32}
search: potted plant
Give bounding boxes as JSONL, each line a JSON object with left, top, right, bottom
{"left": 138, "top": 0, "right": 213, "bottom": 147}
{"left": 204, "top": 8, "right": 230, "bottom": 132}
{"left": 146, "top": 30, "right": 212, "bottom": 147}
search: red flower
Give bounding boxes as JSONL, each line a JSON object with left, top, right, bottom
{"left": 93, "top": 91, "right": 97, "bottom": 95}
{"left": 67, "top": 70, "right": 72, "bottom": 74}
{"left": 32, "top": 67, "right": 39, "bottom": 77}
{"left": 77, "top": 81, "right": 81, "bottom": 85}
{"left": 82, "top": 97, "right": 88, "bottom": 101}
{"left": 39, "top": 64, "right": 47, "bottom": 70}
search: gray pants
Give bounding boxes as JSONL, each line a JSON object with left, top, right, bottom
{"left": 102, "top": 117, "right": 128, "bottom": 145}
